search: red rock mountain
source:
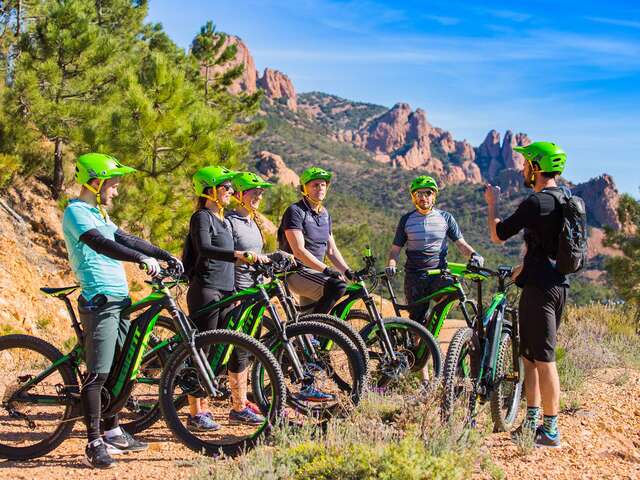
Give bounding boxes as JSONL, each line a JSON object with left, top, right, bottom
{"left": 204, "top": 36, "right": 297, "bottom": 111}
{"left": 216, "top": 34, "right": 622, "bottom": 231}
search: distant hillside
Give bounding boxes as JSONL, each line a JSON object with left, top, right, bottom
{"left": 216, "top": 35, "right": 621, "bottom": 303}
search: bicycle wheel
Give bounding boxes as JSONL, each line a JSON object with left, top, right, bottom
{"left": 490, "top": 330, "right": 523, "bottom": 432}
{"left": 120, "top": 316, "right": 179, "bottom": 434}
{"left": 0, "top": 334, "right": 80, "bottom": 460}
{"left": 252, "top": 321, "right": 366, "bottom": 419}
{"left": 299, "top": 313, "right": 370, "bottom": 382}
{"left": 442, "top": 327, "right": 478, "bottom": 422}
{"left": 159, "top": 329, "right": 285, "bottom": 457}
{"left": 359, "top": 317, "right": 442, "bottom": 388}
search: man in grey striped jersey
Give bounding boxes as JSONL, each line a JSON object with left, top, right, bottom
{"left": 386, "top": 176, "right": 484, "bottom": 323}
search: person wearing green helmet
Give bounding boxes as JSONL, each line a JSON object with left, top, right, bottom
{"left": 485, "top": 141, "right": 570, "bottom": 448}
{"left": 278, "top": 166, "right": 353, "bottom": 312}
{"left": 62, "top": 153, "right": 183, "bottom": 469}
{"left": 387, "top": 175, "right": 483, "bottom": 325}
{"left": 276, "top": 167, "right": 353, "bottom": 401}
{"left": 183, "top": 166, "right": 269, "bottom": 429}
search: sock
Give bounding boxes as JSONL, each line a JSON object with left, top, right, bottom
{"left": 523, "top": 406, "right": 541, "bottom": 428}
{"left": 104, "top": 426, "right": 123, "bottom": 439}
{"left": 88, "top": 438, "right": 103, "bottom": 448}
{"left": 542, "top": 415, "right": 558, "bottom": 437}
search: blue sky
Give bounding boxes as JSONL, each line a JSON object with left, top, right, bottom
{"left": 147, "top": 1, "right": 640, "bottom": 196}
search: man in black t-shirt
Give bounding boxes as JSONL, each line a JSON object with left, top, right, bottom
{"left": 485, "top": 141, "right": 570, "bottom": 449}
{"left": 279, "top": 167, "right": 353, "bottom": 317}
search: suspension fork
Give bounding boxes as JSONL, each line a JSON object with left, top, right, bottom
{"left": 164, "top": 296, "right": 218, "bottom": 396}
{"left": 259, "top": 284, "right": 306, "bottom": 381}
{"left": 383, "top": 275, "right": 403, "bottom": 317}
{"left": 360, "top": 284, "right": 397, "bottom": 360}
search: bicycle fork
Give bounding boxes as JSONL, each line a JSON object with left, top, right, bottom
{"left": 260, "top": 285, "right": 307, "bottom": 382}
{"left": 165, "top": 297, "right": 220, "bottom": 397}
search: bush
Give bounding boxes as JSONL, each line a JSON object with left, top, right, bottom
{"left": 196, "top": 390, "right": 486, "bottom": 480}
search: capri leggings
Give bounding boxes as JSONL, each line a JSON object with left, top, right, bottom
{"left": 186, "top": 284, "right": 249, "bottom": 373}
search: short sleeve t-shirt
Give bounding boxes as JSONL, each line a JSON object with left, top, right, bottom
{"left": 280, "top": 199, "right": 332, "bottom": 262}
{"left": 62, "top": 199, "right": 129, "bottom": 300}
{"left": 392, "top": 208, "right": 462, "bottom": 272}
{"left": 496, "top": 187, "right": 568, "bottom": 289}
{"left": 225, "top": 211, "right": 264, "bottom": 290}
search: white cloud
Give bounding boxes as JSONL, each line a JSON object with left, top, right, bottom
{"left": 422, "top": 15, "right": 461, "bottom": 26}
{"left": 586, "top": 16, "right": 640, "bottom": 30}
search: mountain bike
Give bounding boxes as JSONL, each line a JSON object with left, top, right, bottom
{"left": 124, "top": 252, "right": 366, "bottom": 430}
{"left": 0, "top": 266, "right": 286, "bottom": 459}
{"left": 440, "top": 264, "right": 523, "bottom": 432}
{"left": 300, "top": 249, "right": 442, "bottom": 387}
{"left": 382, "top": 260, "right": 473, "bottom": 341}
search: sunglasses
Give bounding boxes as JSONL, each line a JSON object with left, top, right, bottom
{"left": 218, "top": 182, "right": 234, "bottom": 192}
{"left": 414, "top": 189, "right": 435, "bottom": 198}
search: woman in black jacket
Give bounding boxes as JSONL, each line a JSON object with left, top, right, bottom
{"left": 185, "top": 166, "right": 268, "bottom": 430}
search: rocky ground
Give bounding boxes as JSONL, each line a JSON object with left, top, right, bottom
{"left": 487, "top": 368, "right": 640, "bottom": 480}
{"left": 2, "top": 324, "right": 638, "bottom": 480}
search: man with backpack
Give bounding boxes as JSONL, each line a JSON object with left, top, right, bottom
{"left": 485, "top": 141, "right": 586, "bottom": 448}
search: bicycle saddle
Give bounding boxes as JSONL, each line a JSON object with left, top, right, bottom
{"left": 40, "top": 285, "right": 80, "bottom": 298}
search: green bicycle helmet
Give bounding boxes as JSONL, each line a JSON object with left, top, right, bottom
{"left": 513, "top": 142, "right": 566, "bottom": 174}
{"left": 233, "top": 171, "right": 273, "bottom": 192}
{"left": 410, "top": 175, "right": 439, "bottom": 194}
{"left": 300, "top": 166, "right": 332, "bottom": 186}
{"left": 75, "top": 153, "right": 136, "bottom": 185}
{"left": 192, "top": 166, "right": 239, "bottom": 197}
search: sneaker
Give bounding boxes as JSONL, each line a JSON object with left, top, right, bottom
{"left": 297, "top": 385, "right": 336, "bottom": 402}
{"left": 534, "top": 426, "right": 561, "bottom": 448}
{"left": 84, "top": 439, "right": 116, "bottom": 469}
{"left": 187, "top": 413, "right": 221, "bottom": 431}
{"left": 245, "top": 401, "right": 263, "bottom": 415}
{"left": 229, "top": 407, "right": 266, "bottom": 425}
{"left": 510, "top": 422, "right": 537, "bottom": 442}
{"left": 104, "top": 430, "right": 148, "bottom": 453}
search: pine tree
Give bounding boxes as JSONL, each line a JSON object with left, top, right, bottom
{"left": 605, "top": 193, "right": 640, "bottom": 330}
{"left": 190, "top": 21, "right": 264, "bottom": 138}
{"left": 5, "top": 0, "right": 145, "bottom": 197}
{"left": 89, "top": 36, "right": 245, "bottom": 250}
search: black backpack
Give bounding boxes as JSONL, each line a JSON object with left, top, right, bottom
{"left": 543, "top": 188, "right": 588, "bottom": 274}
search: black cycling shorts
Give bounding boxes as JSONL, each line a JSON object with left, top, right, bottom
{"left": 518, "top": 284, "right": 567, "bottom": 363}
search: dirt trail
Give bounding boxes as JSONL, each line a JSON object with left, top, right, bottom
{"left": 486, "top": 368, "right": 640, "bottom": 480}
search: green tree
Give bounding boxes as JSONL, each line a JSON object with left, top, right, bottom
{"left": 5, "top": 0, "right": 145, "bottom": 197}
{"left": 605, "top": 193, "right": 640, "bottom": 329}
{"left": 90, "top": 29, "right": 253, "bottom": 251}
{"left": 189, "top": 21, "right": 264, "bottom": 138}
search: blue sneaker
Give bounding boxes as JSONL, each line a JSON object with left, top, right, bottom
{"left": 187, "top": 413, "right": 220, "bottom": 431}
{"left": 297, "top": 385, "right": 336, "bottom": 402}
{"left": 534, "top": 426, "right": 561, "bottom": 448}
{"left": 229, "top": 407, "right": 266, "bottom": 425}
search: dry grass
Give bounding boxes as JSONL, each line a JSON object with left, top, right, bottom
{"left": 193, "top": 388, "right": 490, "bottom": 480}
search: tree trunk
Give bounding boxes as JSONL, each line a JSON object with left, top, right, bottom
{"left": 52, "top": 138, "right": 64, "bottom": 199}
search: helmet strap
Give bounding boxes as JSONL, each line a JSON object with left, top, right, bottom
{"left": 302, "top": 183, "right": 328, "bottom": 211}
{"left": 84, "top": 178, "right": 107, "bottom": 219}
{"left": 411, "top": 191, "right": 435, "bottom": 215}
{"left": 238, "top": 191, "right": 256, "bottom": 218}
{"left": 202, "top": 188, "right": 225, "bottom": 218}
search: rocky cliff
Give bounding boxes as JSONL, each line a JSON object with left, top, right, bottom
{"left": 573, "top": 174, "right": 621, "bottom": 229}
{"left": 217, "top": 36, "right": 622, "bottom": 232}
{"left": 254, "top": 150, "right": 299, "bottom": 186}
{"left": 257, "top": 68, "right": 297, "bottom": 112}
